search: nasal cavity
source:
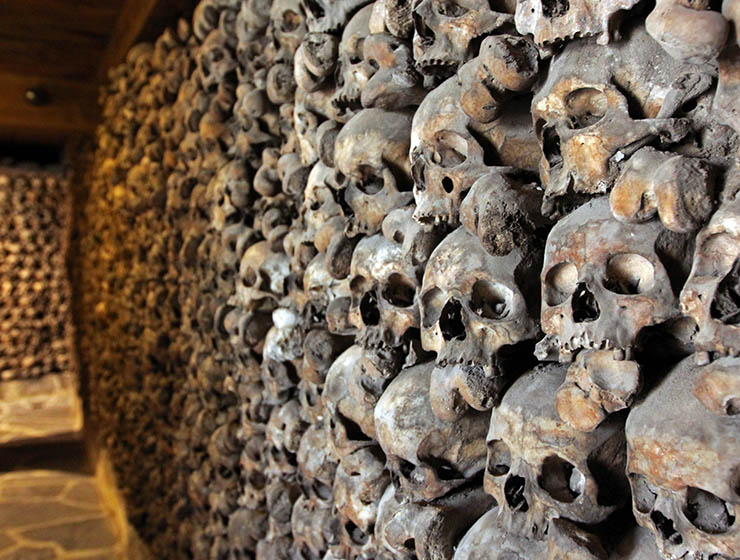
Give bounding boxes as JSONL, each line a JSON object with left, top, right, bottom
{"left": 360, "top": 290, "right": 380, "bottom": 326}
{"left": 572, "top": 282, "right": 600, "bottom": 323}
{"left": 504, "top": 475, "right": 529, "bottom": 512}
{"left": 440, "top": 299, "right": 466, "bottom": 341}
{"left": 650, "top": 510, "right": 683, "bottom": 545}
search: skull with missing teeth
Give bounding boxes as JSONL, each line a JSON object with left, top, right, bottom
{"left": 420, "top": 227, "right": 541, "bottom": 421}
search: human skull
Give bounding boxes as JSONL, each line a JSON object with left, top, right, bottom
{"left": 537, "top": 197, "right": 687, "bottom": 363}
{"left": 486, "top": 363, "right": 629, "bottom": 538}
{"left": 235, "top": 240, "right": 291, "bottom": 309}
{"left": 197, "top": 29, "right": 238, "bottom": 92}
{"left": 294, "top": 32, "right": 338, "bottom": 92}
{"left": 421, "top": 226, "right": 541, "bottom": 420}
{"left": 360, "top": 33, "right": 425, "bottom": 110}
{"left": 531, "top": 24, "right": 692, "bottom": 217}
{"left": 374, "top": 362, "right": 489, "bottom": 502}
{"left": 269, "top": 0, "right": 307, "bottom": 56}
{"left": 515, "top": 0, "right": 640, "bottom": 46}
{"left": 411, "top": 0, "right": 512, "bottom": 78}
{"left": 681, "top": 197, "right": 740, "bottom": 355}
{"left": 626, "top": 354, "right": 740, "bottom": 559}
{"left": 410, "top": 77, "right": 495, "bottom": 226}
{"left": 302, "top": 0, "right": 373, "bottom": 33}
{"left": 334, "top": 108, "right": 414, "bottom": 236}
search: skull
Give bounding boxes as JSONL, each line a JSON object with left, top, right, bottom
{"left": 538, "top": 197, "right": 687, "bottom": 363}
{"left": 360, "top": 33, "right": 425, "bottom": 110}
{"left": 334, "top": 108, "right": 414, "bottom": 236}
{"left": 486, "top": 363, "right": 629, "bottom": 538}
{"left": 332, "top": 5, "right": 376, "bottom": 122}
{"left": 269, "top": 0, "right": 307, "bottom": 56}
{"left": 236, "top": 240, "right": 291, "bottom": 308}
{"left": 410, "top": 77, "right": 495, "bottom": 226}
{"left": 266, "top": 398, "right": 307, "bottom": 454}
{"left": 515, "top": 0, "right": 640, "bottom": 46}
{"left": 411, "top": 0, "right": 513, "bottom": 78}
{"left": 420, "top": 227, "right": 541, "bottom": 420}
{"left": 198, "top": 29, "right": 238, "bottom": 92}
{"left": 291, "top": 493, "right": 338, "bottom": 557}
{"left": 626, "top": 354, "right": 740, "bottom": 559}
{"left": 375, "top": 482, "right": 494, "bottom": 559}
{"left": 348, "top": 208, "right": 438, "bottom": 379}
{"left": 374, "top": 362, "right": 489, "bottom": 502}
{"left": 531, "top": 24, "right": 692, "bottom": 217}
{"left": 294, "top": 32, "right": 339, "bottom": 92}
{"left": 681, "top": 197, "right": 740, "bottom": 355}
{"left": 302, "top": 0, "right": 373, "bottom": 33}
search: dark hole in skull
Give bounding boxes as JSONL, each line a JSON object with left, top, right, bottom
{"left": 711, "top": 257, "right": 740, "bottom": 324}
{"left": 436, "top": 0, "right": 468, "bottom": 17}
{"left": 542, "top": 0, "right": 570, "bottom": 18}
{"left": 312, "top": 480, "right": 332, "bottom": 500}
{"left": 684, "top": 487, "right": 736, "bottom": 534}
{"left": 304, "top": 0, "right": 325, "bottom": 19}
{"left": 399, "top": 458, "right": 416, "bottom": 479}
{"left": 360, "top": 290, "right": 380, "bottom": 326}
{"left": 572, "top": 283, "right": 600, "bottom": 323}
{"left": 603, "top": 254, "right": 655, "bottom": 295}
{"left": 537, "top": 455, "right": 584, "bottom": 503}
{"left": 471, "top": 280, "right": 511, "bottom": 319}
{"left": 333, "top": 412, "right": 372, "bottom": 442}
{"left": 382, "top": 273, "right": 415, "bottom": 307}
{"left": 440, "top": 299, "right": 466, "bottom": 341}
{"left": 403, "top": 538, "right": 416, "bottom": 552}
{"left": 413, "top": 11, "right": 436, "bottom": 47}
{"left": 487, "top": 440, "right": 511, "bottom": 476}
{"left": 442, "top": 177, "right": 454, "bottom": 193}
{"left": 540, "top": 123, "right": 563, "bottom": 170}
{"left": 650, "top": 510, "right": 683, "bottom": 545}
{"left": 564, "top": 88, "right": 607, "bottom": 129}
{"left": 281, "top": 10, "right": 302, "bottom": 32}
{"left": 419, "top": 454, "right": 463, "bottom": 480}
{"left": 421, "top": 288, "right": 445, "bottom": 328}
{"left": 433, "top": 131, "right": 469, "bottom": 168}
{"left": 545, "top": 262, "right": 578, "bottom": 306}
{"left": 345, "top": 520, "right": 369, "bottom": 545}
{"left": 587, "top": 431, "right": 629, "bottom": 506}
{"left": 504, "top": 475, "right": 529, "bottom": 512}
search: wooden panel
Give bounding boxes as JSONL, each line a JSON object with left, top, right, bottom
{"left": 0, "top": 72, "right": 98, "bottom": 143}
{"left": 97, "top": 0, "right": 196, "bottom": 82}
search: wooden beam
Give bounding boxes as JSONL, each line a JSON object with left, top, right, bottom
{"left": 0, "top": 71, "right": 98, "bottom": 143}
{"left": 96, "top": 0, "right": 196, "bottom": 83}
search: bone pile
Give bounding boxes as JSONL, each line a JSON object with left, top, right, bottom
{"left": 72, "top": 0, "right": 740, "bottom": 558}
{"left": 0, "top": 167, "right": 74, "bottom": 381}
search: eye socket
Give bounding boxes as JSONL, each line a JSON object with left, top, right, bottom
{"left": 471, "top": 280, "right": 512, "bottom": 320}
{"left": 487, "top": 440, "right": 511, "bottom": 476}
{"left": 421, "top": 287, "right": 445, "bottom": 328}
{"left": 684, "top": 487, "right": 736, "bottom": 534}
{"left": 436, "top": 0, "right": 468, "bottom": 17}
{"left": 382, "top": 273, "right": 416, "bottom": 307}
{"left": 630, "top": 473, "right": 658, "bottom": 514}
{"left": 544, "top": 262, "right": 577, "bottom": 306}
{"left": 537, "top": 455, "right": 584, "bottom": 503}
{"left": 433, "top": 131, "right": 468, "bottom": 168}
{"left": 564, "top": 87, "right": 608, "bottom": 129}
{"left": 603, "top": 253, "right": 655, "bottom": 295}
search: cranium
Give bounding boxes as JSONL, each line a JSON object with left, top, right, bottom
{"left": 360, "top": 33, "right": 425, "bottom": 110}
{"left": 334, "top": 108, "right": 414, "bottom": 236}
{"left": 531, "top": 24, "right": 695, "bottom": 217}
{"left": 235, "top": 240, "right": 291, "bottom": 309}
{"left": 411, "top": 0, "right": 512, "bottom": 78}
{"left": 486, "top": 363, "right": 629, "bottom": 538}
{"left": 294, "top": 32, "right": 339, "bottom": 92}
{"left": 269, "top": 0, "right": 307, "bottom": 56}
{"left": 374, "top": 362, "right": 489, "bottom": 502}
{"left": 515, "top": 0, "right": 640, "bottom": 46}
{"left": 332, "top": 5, "right": 376, "bottom": 122}
{"left": 681, "top": 197, "right": 740, "bottom": 355}
{"left": 197, "top": 29, "right": 238, "bottom": 92}
{"left": 348, "top": 207, "right": 438, "bottom": 379}
{"left": 626, "top": 354, "right": 740, "bottom": 559}
{"left": 302, "top": 0, "right": 373, "bottom": 33}
{"left": 420, "top": 226, "right": 541, "bottom": 420}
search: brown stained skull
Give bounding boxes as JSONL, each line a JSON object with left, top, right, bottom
{"left": 515, "top": 0, "right": 640, "bottom": 46}
{"left": 376, "top": 482, "right": 495, "bottom": 560}
{"left": 537, "top": 198, "right": 684, "bottom": 363}
{"left": 681, "top": 197, "right": 740, "bottom": 356}
{"left": 334, "top": 108, "right": 414, "bottom": 236}
{"left": 348, "top": 208, "right": 438, "bottom": 379}
{"left": 420, "top": 227, "right": 541, "bottom": 420}
{"left": 269, "top": 0, "right": 307, "bottom": 56}
{"left": 332, "top": 5, "right": 376, "bottom": 122}
{"left": 531, "top": 24, "right": 694, "bottom": 217}
{"left": 197, "top": 29, "right": 238, "bottom": 92}
{"left": 360, "top": 33, "right": 425, "bottom": 110}
{"left": 485, "top": 363, "right": 629, "bottom": 539}
{"left": 302, "top": 0, "right": 373, "bottom": 33}
{"left": 294, "top": 32, "right": 338, "bottom": 92}
{"left": 411, "top": 0, "right": 513, "bottom": 78}
{"left": 410, "top": 77, "right": 494, "bottom": 226}
{"left": 626, "top": 355, "right": 740, "bottom": 559}
{"left": 374, "top": 362, "right": 489, "bottom": 502}
{"left": 235, "top": 240, "right": 291, "bottom": 309}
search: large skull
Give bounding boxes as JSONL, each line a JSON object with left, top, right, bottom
{"left": 538, "top": 197, "right": 687, "bottom": 363}
{"left": 332, "top": 5, "right": 375, "bottom": 122}
{"left": 410, "top": 78, "right": 495, "bottom": 226}
{"left": 626, "top": 354, "right": 740, "bottom": 559}
{"left": 421, "top": 227, "right": 541, "bottom": 420}
{"left": 411, "top": 0, "right": 512, "bottom": 78}
{"left": 681, "top": 197, "right": 740, "bottom": 356}
{"left": 348, "top": 207, "right": 438, "bottom": 379}
{"left": 360, "top": 33, "right": 425, "bottom": 110}
{"left": 334, "top": 108, "right": 414, "bottom": 236}
{"left": 302, "top": 0, "right": 372, "bottom": 33}
{"left": 486, "top": 363, "right": 629, "bottom": 538}
{"left": 374, "top": 362, "right": 489, "bottom": 502}
{"left": 515, "top": 0, "right": 641, "bottom": 46}
{"left": 531, "top": 24, "right": 695, "bottom": 217}
{"left": 198, "top": 29, "right": 238, "bottom": 92}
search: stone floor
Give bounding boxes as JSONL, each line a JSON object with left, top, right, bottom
{"left": 0, "top": 469, "right": 125, "bottom": 559}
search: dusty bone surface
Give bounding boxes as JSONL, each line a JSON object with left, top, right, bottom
{"left": 71, "top": 0, "right": 740, "bottom": 557}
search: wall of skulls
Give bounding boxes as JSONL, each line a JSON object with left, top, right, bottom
{"left": 0, "top": 167, "right": 74, "bottom": 381}
{"left": 72, "top": 0, "right": 740, "bottom": 558}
